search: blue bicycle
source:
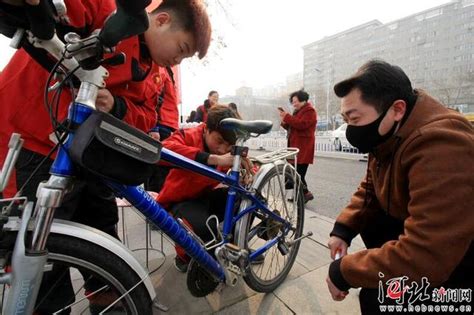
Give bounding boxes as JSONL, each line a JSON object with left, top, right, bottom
{"left": 0, "top": 4, "right": 310, "bottom": 314}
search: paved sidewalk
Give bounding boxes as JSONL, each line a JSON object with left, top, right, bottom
{"left": 118, "top": 206, "right": 365, "bottom": 314}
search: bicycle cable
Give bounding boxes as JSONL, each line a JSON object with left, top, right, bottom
{"left": 5, "top": 56, "right": 81, "bottom": 212}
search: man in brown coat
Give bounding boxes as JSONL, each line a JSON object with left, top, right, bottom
{"left": 326, "top": 60, "right": 473, "bottom": 314}
{"left": 279, "top": 90, "right": 317, "bottom": 203}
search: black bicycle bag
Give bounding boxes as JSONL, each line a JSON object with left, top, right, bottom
{"left": 70, "top": 111, "right": 162, "bottom": 185}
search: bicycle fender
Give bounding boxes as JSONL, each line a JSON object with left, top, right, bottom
{"left": 5, "top": 218, "right": 157, "bottom": 301}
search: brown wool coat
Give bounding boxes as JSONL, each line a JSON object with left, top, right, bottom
{"left": 281, "top": 103, "right": 317, "bottom": 164}
{"left": 332, "top": 90, "right": 474, "bottom": 288}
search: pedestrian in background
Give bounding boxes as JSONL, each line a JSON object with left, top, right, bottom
{"left": 187, "top": 110, "right": 197, "bottom": 123}
{"left": 279, "top": 89, "right": 317, "bottom": 203}
{"left": 326, "top": 60, "right": 473, "bottom": 314}
{"left": 228, "top": 102, "right": 238, "bottom": 113}
{"left": 195, "top": 90, "right": 219, "bottom": 122}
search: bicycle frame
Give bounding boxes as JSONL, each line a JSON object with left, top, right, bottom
{"left": 48, "top": 100, "right": 293, "bottom": 283}
{"left": 0, "top": 31, "right": 298, "bottom": 314}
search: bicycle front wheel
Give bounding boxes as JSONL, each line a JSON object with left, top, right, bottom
{"left": 237, "top": 163, "right": 304, "bottom": 292}
{"left": 1, "top": 232, "right": 153, "bottom": 314}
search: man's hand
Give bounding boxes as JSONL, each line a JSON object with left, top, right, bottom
{"left": 328, "top": 236, "right": 348, "bottom": 259}
{"left": 326, "top": 276, "right": 349, "bottom": 301}
{"left": 208, "top": 153, "right": 234, "bottom": 167}
{"left": 96, "top": 89, "right": 115, "bottom": 113}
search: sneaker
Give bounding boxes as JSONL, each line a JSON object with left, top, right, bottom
{"left": 174, "top": 256, "right": 189, "bottom": 273}
{"left": 304, "top": 191, "right": 314, "bottom": 203}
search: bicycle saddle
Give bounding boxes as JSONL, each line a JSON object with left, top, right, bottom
{"left": 220, "top": 118, "right": 273, "bottom": 135}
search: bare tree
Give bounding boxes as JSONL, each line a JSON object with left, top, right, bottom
{"left": 431, "top": 71, "right": 474, "bottom": 108}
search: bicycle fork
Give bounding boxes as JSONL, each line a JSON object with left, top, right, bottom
{"left": 1, "top": 202, "right": 47, "bottom": 315}
{"left": 1, "top": 175, "right": 70, "bottom": 315}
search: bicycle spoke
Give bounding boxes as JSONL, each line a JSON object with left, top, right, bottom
{"left": 242, "top": 164, "right": 304, "bottom": 291}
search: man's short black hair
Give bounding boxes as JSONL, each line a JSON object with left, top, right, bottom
{"left": 151, "top": 0, "right": 211, "bottom": 59}
{"left": 206, "top": 105, "right": 241, "bottom": 144}
{"left": 334, "top": 59, "right": 416, "bottom": 113}
{"left": 289, "top": 90, "right": 309, "bottom": 103}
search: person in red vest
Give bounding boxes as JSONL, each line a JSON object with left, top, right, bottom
{"left": 149, "top": 65, "right": 180, "bottom": 141}
{"left": 279, "top": 90, "right": 317, "bottom": 203}
{"left": 146, "top": 65, "right": 179, "bottom": 194}
{"left": 195, "top": 90, "right": 219, "bottom": 122}
{"left": 0, "top": 0, "right": 212, "bottom": 312}
{"left": 156, "top": 105, "right": 245, "bottom": 272}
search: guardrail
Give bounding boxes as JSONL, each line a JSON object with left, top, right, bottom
{"left": 248, "top": 134, "right": 367, "bottom": 162}
{"left": 179, "top": 125, "right": 367, "bottom": 162}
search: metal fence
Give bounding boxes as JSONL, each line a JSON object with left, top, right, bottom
{"left": 248, "top": 132, "right": 367, "bottom": 161}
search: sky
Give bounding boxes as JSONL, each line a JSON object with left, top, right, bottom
{"left": 0, "top": 0, "right": 450, "bottom": 116}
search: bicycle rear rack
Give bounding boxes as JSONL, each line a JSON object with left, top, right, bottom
{"left": 252, "top": 148, "right": 299, "bottom": 165}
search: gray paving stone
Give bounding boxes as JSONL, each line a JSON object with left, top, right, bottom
{"left": 295, "top": 238, "right": 333, "bottom": 271}
{"left": 151, "top": 258, "right": 213, "bottom": 314}
{"left": 274, "top": 264, "right": 361, "bottom": 315}
{"left": 215, "top": 293, "right": 294, "bottom": 315}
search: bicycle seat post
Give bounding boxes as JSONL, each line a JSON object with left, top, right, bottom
{"left": 230, "top": 138, "right": 248, "bottom": 176}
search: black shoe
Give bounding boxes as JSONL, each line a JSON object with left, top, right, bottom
{"left": 174, "top": 256, "right": 189, "bottom": 273}
{"left": 304, "top": 191, "right": 314, "bottom": 203}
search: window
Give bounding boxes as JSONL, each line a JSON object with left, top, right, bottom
{"left": 415, "top": 8, "right": 443, "bottom": 21}
{"left": 387, "top": 23, "right": 398, "bottom": 31}
{"left": 462, "top": 0, "right": 474, "bottom": 7}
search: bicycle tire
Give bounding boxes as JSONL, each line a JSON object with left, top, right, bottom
{"left": 237, "top": 163, "right": 304, "bottom": 292}
{"left": 1, "top": 232, "right": 153, "bottom": 314}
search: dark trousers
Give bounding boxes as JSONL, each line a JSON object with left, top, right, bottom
{"left": 296, "top": 163, "right": 310, "bottom": 193}
{"left": 171, "top": 189, "right": 228, "bottom": 260}
{"left": 358, "top": 209, "right": 404, "bottom": 314}
{"left": 15, "top": 148, "right": 119, "bottom": 313}
{"left": 357, "top": 210, "right": 473, "bottom": 314}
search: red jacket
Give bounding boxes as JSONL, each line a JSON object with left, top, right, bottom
{"left": 0, "top": 0, "right": 157, "bottom": 157}
{"left": 157, "top": 124, "right": 224, "bottom": 208}
{"left": 157, "top": 67, "right": 179, "bottom": 130}
{"left": 281, "top": 103, "right": 317, "bottom": 164}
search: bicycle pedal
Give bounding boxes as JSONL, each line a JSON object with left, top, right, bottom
{"left": 277, "top": 241, "right": 289, "bottom": 256}
{"left": 224, "top": 243, "right": 241, "bottom": 252}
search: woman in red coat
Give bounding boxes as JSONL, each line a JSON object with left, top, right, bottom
{"left": 279, "top": 90, "right": 317, "bottom": 203}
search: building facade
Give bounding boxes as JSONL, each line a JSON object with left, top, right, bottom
{"left": 303, "top": 0, "right": 474, "bottom": 120}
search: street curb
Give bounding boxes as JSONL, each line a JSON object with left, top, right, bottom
{"left": 315, "top": 151, "right": 368, "bottom": 162}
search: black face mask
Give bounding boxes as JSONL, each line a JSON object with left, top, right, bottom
{"left": 345, "top": 107, "right": 398, "bottom": 153}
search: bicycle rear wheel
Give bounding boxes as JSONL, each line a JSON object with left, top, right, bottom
{"left": 1, "top": 232, "right": 153, "bottom": 314}
{"left": 236, "top": 163, "right": 304, "bottom": 292}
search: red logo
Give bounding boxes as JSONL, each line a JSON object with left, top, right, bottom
{"left": 386, "top": 279, "right": 409, "bottom": 300}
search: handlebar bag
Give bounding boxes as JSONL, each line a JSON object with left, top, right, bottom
{"left": 70, "top": 111, "right": 161, "bottom": 185}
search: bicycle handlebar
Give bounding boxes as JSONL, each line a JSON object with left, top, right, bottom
{"left": 0, "top": 0, "right": 151, "bottom": 56}
{"left": 98, "top": 1, "right": 150, "bottom": 49}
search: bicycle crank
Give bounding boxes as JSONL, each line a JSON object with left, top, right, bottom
{"left": 186, "top": 259, "right": 219, "bottom": 297}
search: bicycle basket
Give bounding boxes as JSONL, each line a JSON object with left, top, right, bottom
{"left": 70, "top": 111, "right": 161, "bottom": 185}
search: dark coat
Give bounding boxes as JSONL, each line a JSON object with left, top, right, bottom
{"left": 281, "top": 103, "right": 317, "bottom": 164}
